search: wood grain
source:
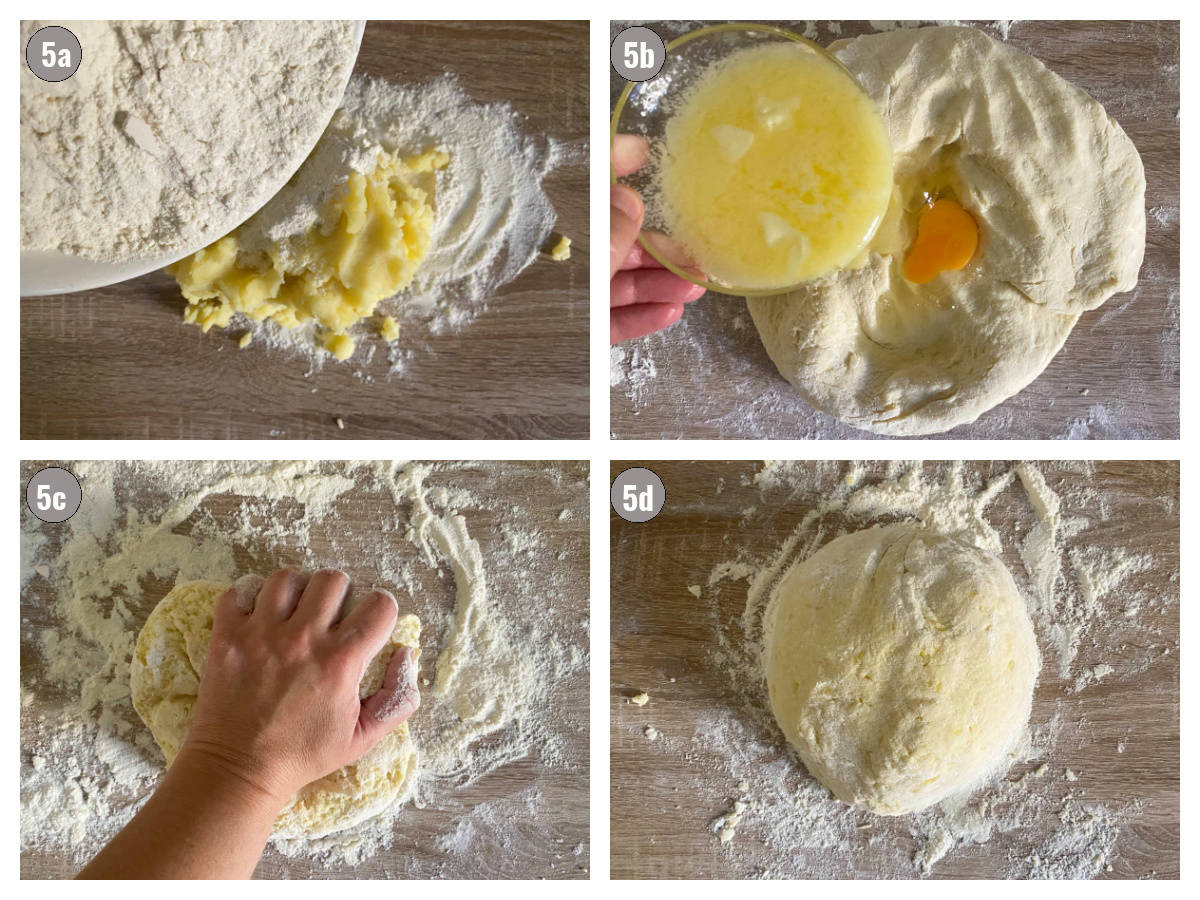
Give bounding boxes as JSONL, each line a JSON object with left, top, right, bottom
{"left": 610, "top": 460, "right": 1179, "bottom": 878}
{"left": 21, "top": 21, "right": 589, "bottom": 440}
{"left": 610, "top": 21, "right": 1179, "bottom": 440}
{"left": 20, "top": 461, "right": 590, "bottom": 879}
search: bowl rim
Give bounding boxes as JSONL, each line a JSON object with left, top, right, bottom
{"left": 610, "top": 21, "right": 883, "bottom": 298}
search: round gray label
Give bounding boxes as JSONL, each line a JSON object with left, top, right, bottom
{"left": 611, "top": 467, "right": 666, "bottom": 523}
{"left": 26, "top": 26, "right": 82, "bottom": 83}
{"left": 26, "top": 467, "right": 82, "bottom": 523}
{"left": 611, "top": 27, "right": 666, "bottom": 82}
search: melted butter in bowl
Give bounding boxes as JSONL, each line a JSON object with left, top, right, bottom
{"left": 635, "top": 28, "right": 894, "bottom": 294}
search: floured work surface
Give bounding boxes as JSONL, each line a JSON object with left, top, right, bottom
{"left": 610, "top": 461, "right": 1178, "bottom": 878}
{"left": 21, "top": 461, "right": 589, "bottom": 879}
{"left": 21, "top": 22, "right": 589, "bottom": 440}
{"left": 609, "top": 21, "right": 1178, "bottom": 440}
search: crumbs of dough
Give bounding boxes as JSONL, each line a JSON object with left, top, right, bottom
{"left": 378, "top": 315, "right": 401, "bottom": 342}
{"left": 711, "top": 799, "right": 747, "bottom": 844}
{"left": 324, "top": 333, "right": 356, "bottom": 361}
{"left": 549, "top": 234, "right": 572, "bottom": 261}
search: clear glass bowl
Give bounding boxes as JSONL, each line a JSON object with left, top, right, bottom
{"left": 611, "top": 22, "right": 886, "bottom": 297}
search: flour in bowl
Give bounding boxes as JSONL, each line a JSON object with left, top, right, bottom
{"left": 20, "top": 20, "right": 359, "bottom": 262}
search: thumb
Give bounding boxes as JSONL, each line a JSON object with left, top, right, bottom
{"left": 359, "top": 647, "right": 421, "bottom": 743}
{"left": 610, "top": 184, "right": 644, "bottom": 279}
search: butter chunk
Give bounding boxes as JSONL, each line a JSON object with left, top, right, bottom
{"left": 754, "top": 95, "right": 802, "bottom": 130}
{"left": 758, "top": 211, "right": 798, "bottom": 247}
{"left": 786, "top": 242, "right": 810, "bottom": 277}
{"left": 710, "top": 124, "right": 755, "bottom": 163}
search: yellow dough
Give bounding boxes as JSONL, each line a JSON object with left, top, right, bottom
{"left": 130, "top": 580, "right": 421, "bottom": 838}
{"left": 764, "top": 525, "right": 1039, "bottom": 815}
{"left": 168, "top": 148, "right": 448, "bottom": 359}
{"left": 659, "top": 41, "right": 893, "bottom": 289}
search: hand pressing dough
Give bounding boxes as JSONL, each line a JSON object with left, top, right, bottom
{"left": 763, "top": 524, "right": 1040, "bottom": 815}
{"left": 748, "top": 26, "right": 1145, "bottom": 435}
{"left": 130, "top": 580, "right": 421, "bottom": 838}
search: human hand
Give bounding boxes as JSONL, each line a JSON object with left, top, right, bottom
{"left": 182, "top": 568, "right": 420, "bottom": 806}
{"left": 611, "top": 135, "right": 706, "bottom": 343}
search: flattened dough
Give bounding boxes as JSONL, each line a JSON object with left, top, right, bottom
{"left": 130, "top": 580, "right": 421, "bottom": 838}
{"left": 748, "top": 26, "right": 1145, "bottom": 435}
{"left": 764, "top": 524, "right": 1040, "bottom": 815}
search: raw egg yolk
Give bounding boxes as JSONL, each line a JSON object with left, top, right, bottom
{"left": 903, "top": 198, "right": 979, "bottom": 284}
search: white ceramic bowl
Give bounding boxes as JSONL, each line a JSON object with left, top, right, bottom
{"left": 20, "top": 20, "right": 366, "bottom": 296}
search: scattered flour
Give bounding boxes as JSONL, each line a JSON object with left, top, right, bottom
{"left": 1148, "top": 205, "right": 1178, "bottom": 227}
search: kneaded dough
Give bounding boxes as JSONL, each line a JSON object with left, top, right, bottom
{"left": 749, "top": 26, "right": 1145, "bottom": 435}
{"left": 130, "top": 580, "right": 421, "bottom": 838}
{"left": 763, "top": 524, "right": 1040, "bottom": 815}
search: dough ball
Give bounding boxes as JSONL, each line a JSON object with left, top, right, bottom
{"left": 763, "top": 524, "right": 1039, "bottom": 815}
{"left": 749, "top": 26, "right": 1145, "bottom": 435}
{"left": 130, "top": 580, "right": 421, "bottom": 838}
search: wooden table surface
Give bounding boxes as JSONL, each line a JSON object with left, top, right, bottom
{"left": 21, "top": 21, "right": 589, "bottom": 440}
{"left": 610, "top": 460, "right": 1179, "bottom": 878}
{"left": 609, "top": 21, "right": 1179, "bottom": 440}
{"left": 21, "top": 460, "right": 590, "bottom": 879}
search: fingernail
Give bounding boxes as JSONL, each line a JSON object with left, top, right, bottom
{"left": 611, "top": 184, "right": 642, "bottom": 223}
{"left": 373, "top": 588, "right": 398, "bottom": 610}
